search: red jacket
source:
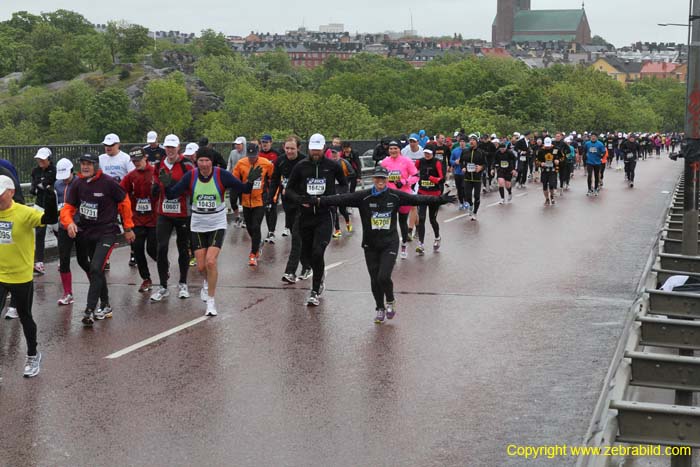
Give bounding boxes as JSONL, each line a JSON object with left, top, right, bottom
{"left": 120, "top": 165, "right": 157, "bottom": 227}
{"left": 152, "top": 157, "right": 194, "bottom": 218}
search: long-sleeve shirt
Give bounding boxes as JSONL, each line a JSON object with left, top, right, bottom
{"left": 380, "top": 155, "right": 419, "bottom": 193}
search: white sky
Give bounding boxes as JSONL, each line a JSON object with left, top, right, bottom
{"left": 0, "top": 0, "right": 691, "bottom": 47}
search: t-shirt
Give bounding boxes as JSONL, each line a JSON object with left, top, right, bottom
{"left": 99, "top": 152, "right": 136, "bottom": 181}
{"left": 401, "top": 145, "right": 424, "bottom": 161}
{"left": 0, "top": 202, "right": 44, "bottom": 283}
{"left": 65, "top": 172, "right": 126, "bottom": 239}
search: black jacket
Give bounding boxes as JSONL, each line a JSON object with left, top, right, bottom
{"left": 459, "top": 146, "right": 486, "bottom": 182}
{"left": 30, "top": 164, "right": 56, "bottom": 208}
{"left": 269, "top": 153, "right": 307, "bottom": 198}
{"left": 620, "top": 140, "right": 640, "bottom": 161}
{"left": 285, "top": 157, "right": 347, "bottom": 217}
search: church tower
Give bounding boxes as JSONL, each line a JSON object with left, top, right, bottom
{"left": 492, "top": 0, "right": 531, "bottom": 45}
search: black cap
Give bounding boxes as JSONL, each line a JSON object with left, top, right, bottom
{"left": 372, "top": 166, "right": 389, "bottom": 178}
{"left": 198, "top": 137, "right": 209, "bottom": 147}
{"left": 79, "top": 153, "right": 99, "bottom": 164}
{"left": 196, "top": 147, "right": 215, "bottom": 161}
{"left": 330, "top": 145, "right": 342, "bottom": 153}
{"left": 387, "top": 140, "right": 401, "bottom": 148}
{"left": 128, "top": 146, "right": 145, "bottom": 161}
{"left": 246, "top": 143, "right": 259, "bottom": 156}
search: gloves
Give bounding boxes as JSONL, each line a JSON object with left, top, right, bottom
{"left": 158, "top": 168, "right": 173, "bottom": 187}
{"left": 429, "top": 176, "right": 440, "bottom": 184}
{"left": 247, "top": 165, "right": 263, "bottom": 182}
{"left": 394, "top": 180, "right": 403, "bottom": 189}
{"left": 439, "top": 190, "right": 457, "bottom": 205}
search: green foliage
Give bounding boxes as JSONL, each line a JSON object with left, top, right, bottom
{"left": 141, "top": 75, "right": 192, "bottom": 136}
{"left": 193, "top": 29, "right": 232, "bottom": 57}
{"left": 85, "top": 87, "right": 138, "bottom": 141}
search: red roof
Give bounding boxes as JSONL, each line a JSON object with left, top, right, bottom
{"left": 640, "top": 61, "right": 678, "bottom": 74}
{"left": 480, "top": 47, "right": 511, "bottom": 58}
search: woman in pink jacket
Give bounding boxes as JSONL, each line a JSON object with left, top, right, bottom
{"left": 381, "top": 140, "right": 419, "bottom": 259}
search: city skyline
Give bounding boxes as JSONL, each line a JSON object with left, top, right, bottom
{"left": 0, "top": 0, "right": 690, "bottom": 47}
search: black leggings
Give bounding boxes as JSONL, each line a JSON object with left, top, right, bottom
{"left": 134, "top": 226, "right": 157, "bottom": 281}
{"left": 282, "top": 198, "right": 295, "bottom": 230}
{"left": 284, "top": 207, "right": 310, "bottom": 275}
{"left": 587, "top": 165, "right": 601, "bottom": 190}
{"left": 333, "top": 205, "right": 350, "bottom": 230}
{"left": 625, "top": 160, "right": 637, "bottom": 182}
{"left": 0, "top": 281, "right": 37, "bottom": 356}
{"left": 34, "top": 225, "right": 46, "bottom": 263}
{"left": 398, "top": 212, "right": 409, "bottom": 243}
{"left": 559, "top": 162, "right": 571, "bottom": 187}
{"left": 464, "top": 180, "right": 481, "bottom": 213}
{"left": 417, "top": 204, "right": 440, "bottom": 243}
{"left": 364, "top": 243, "right": 398, "bottom": 309}
{"left": 300, "top": 213, "right": 333, "bottom": 293}
{"left": 265, "top": 201, "right": 278, "bottom": 233}
{"left": 453, "top": 174, "right": 465, "bottom": 204}
{"left": 76, "top": 234, "right": 116, "bottom": 311}
{"left": 57, "top": 228, "right": 76, "bottom": 274}
{"left": 156, "top": 215, "right": 190, "bottom": 287}
{"left": 243, "top": 206, "right": 265, "bottom": 254}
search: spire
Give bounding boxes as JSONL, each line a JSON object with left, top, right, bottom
{"left": 582, "top": 0, "right": 585, "bottom": 9}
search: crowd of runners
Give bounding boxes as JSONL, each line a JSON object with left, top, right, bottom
{"left": 0, "top": 128, "right": 679, "bottom": 378}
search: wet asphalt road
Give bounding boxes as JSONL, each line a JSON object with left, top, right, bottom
{"left": 0, "top": 155, "right": 682, "bottom": 467}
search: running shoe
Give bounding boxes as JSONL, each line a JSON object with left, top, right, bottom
{"left": 282, "top": 273, "right": 297, "bottom": 284}
{"left": 306, "top": 291, "right": 320, "bottom": 306}
{"left": 240, "top": 220, "right": 247, "bottom": 229}
{"left": 586, "top": 190, "right": 593, "bottom": 196}
{"left": 594, "top": 189, "right": 599, "bottom": 197}
{"left": 94, "top": 306, "right": 112, "bottom": 320}
{"left": 177, "top": 283, "right": 190, "bottom": 299}
{"left": 189, "top": 257, "right": 197, "bottom": 267}
{"left": 551, "top": 198, "right": 556, "bottom": 205}
{"left": 4, "top": 307, "right": 18, "bottom": 319}
{"left": 629, "top": 182, "right": 634, "bottom": 188}
{"left": 200, "top": 283, "right": 209, "bottom": 302}
{"left": 23, "top": 352, "right": 42, "bottom": 378}
{"left": 374, "top": 308, "right": 385, "bottom": 324}
{"left": 406, "top": 230, "right": 414, "bottom": 242}
{"left": 233, "top": 217, "right": 242, "bottom": 227}
{"left": 332, "top": 229, "right": 342, "bottom": 239}
{"left": 416, "top": 243, "right": 425, "bottom": 256}
{"left": 433, "top": 238, "right": 441, "bottom": 251}
{"left": 281, "top": 228, "right": 291, "bottom": 237}
{"left": 544, "top": 199, "right": 550, "bottom": 206}
{"left": 205, "top": 298, "right": 217, "bottom": 316}
{"left": 346, "top": 222, "right": 353, "bottom": 233}
{"left": 33, "top": 262, "right": 45, "bottom": 275}
{"left": 498, "top": 198, "right": 505, "bottom": 205}
{"left": 386, "top": 301, "right": 396, "bottom": 320}
{"left": 463, "top": 202, "right": 470, "bottom": 212}
{"left": 248, "top": 253, "right": 258, "bottom": 267}
{"left": 299, "top": 268, "right": 312, "bottom": 280}
{"left": 470, "top": 213, "right": 478, "bottom": 221}
{"left": 507, "top": 193, "right": 513, "bottom": 202}
{"left": 150, "top": 287, "right": 170, "bottom": 302}
{"left": 265, "top": 232, "right": 276, "bottom": 244}
{"left": 400, "top": 244, "right": 408, "bottom": 259}
{"left": 138, "top": 279, "right": 152, "bottom": 293}
{"left": 129, "top": 255, "right": 137, "bottom": 267}
{"left": 57, "top": 293, "right": 75, "bottom": 305}
{"left": 82, "top": 309, "right": 94, "bottom": 327}
{"left": 458, "top": 204, "right": 465, "bottom": 211}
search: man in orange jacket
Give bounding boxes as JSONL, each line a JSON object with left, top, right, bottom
{"left": 233, "top": 143, "right": 274, "bottom": 266}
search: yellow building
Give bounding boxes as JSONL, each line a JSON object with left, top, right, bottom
{"left": 591, "top": 57, "right": 642, "bottom": 85}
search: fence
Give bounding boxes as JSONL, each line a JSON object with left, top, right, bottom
{"left": 0, "top": 140, "right": 380, "bottom": 183}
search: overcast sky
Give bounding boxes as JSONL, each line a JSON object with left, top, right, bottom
{"left": 0, "top": 0, "right": 691, "bottom": 47}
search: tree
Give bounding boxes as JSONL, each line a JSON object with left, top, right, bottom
{"left": 42, "top": 9, "right": 94, "bottom": 36}
{"left": 119, "top": 24, "right": 151, "bottom": 62}
{"left": 194, "top": 29, "right": 232, "bottom": 57}
{"left": 85, "top": 87, "right": 138, "bottom": 142}
{"left": 142, "top": 76, "right": 193, "bottom": 136}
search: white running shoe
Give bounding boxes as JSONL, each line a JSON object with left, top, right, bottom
{"left": 150, "top": 287, "right": 170, "bottom": 302}
{"left": 507, "top": 193, "right": 512, "bottom": 202}
{"left": 281, "top": 228, "right": 291, "bottom": 237}
{"left": 4, "top": 307, "right": 18, "bottom": 319}
{"left": 177, "top": 283, "right": 190, "bottom": 299}
{"left": 200, "top": 286, "right": 209, "bottom": 302}
{"left": 498, "top": 198, "right": 505, "bottom": 205}
{"left": 205, "top": 298, "right": 217, "bottom": 316}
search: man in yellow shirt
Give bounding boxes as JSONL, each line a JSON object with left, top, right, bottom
{"left": 0, "top": 175, "right": 58, "bottom": 378}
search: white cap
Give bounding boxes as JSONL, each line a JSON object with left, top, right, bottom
{"left": 572, "top": 131, "right": 577, "bottom": 135}
{"left": 234, "top": 136, "right": 246, "bottom": 145}
{"left": 0, "top": 175, "right": 15, "bottom": 196}
{"left": 146, "top": 131, "right": 158, "bottom": 143}
{"left": 491, "top": 133, "right": 497, "bottom": 139}
{"left": 544, "top": 137, "right": 553, "bottom": 146}
{"left": 564, "top": 136, "right": 572, "bottom": 143}
{"left": 513, "top": 132, "right": 521, "bottom": 139}
{"left": 183, "top": 143, "right": 199, "bottom": 156}
{"left": 34, "top": 147, "right": 52, "bottom": 160}
{"left": 308, "top": 133, "right": 326, "bottom": 150}
{"left": 55, "top": 158, "right": 73, "bottom": 180}
{"left": 102, "top": 133, "right": 120, "bottom": 145}
{"left": 492, "top": 139, "right": 500, "bottom": 145}
{"left": 163, "top": 134, "right": 180, "bottom": 147}
{"left": 423, "top": 148, "right": 433, "bottom": 155}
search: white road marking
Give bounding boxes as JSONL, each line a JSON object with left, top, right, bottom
{"left": 661, "top": 190, "right": 671, "bottom": 194}
{"left": 444, "top": 213, "right": 470, "bottom": 223}
{"left": 590, "top": 322, "right": 621, "bottom": 327}
{"left": 105, "top": 316, "right": 209, "bottom": 359}
{"left": 445, "top": 192, "right": 527, "bottom": 222}
{"left": 325, "top": 261, "right": 345, "bottom": 271}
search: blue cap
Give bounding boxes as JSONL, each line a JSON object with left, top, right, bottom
{"left": 409, "top": 133, "right": 419, "bottom": 142}
{"left": 261, "top": 134, "right": 273, "bottom": 142}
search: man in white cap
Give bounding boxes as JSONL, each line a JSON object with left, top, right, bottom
{"left": 0, "top": 174, "right": 58, "bottom": 378}
{"left": 182, "top": 142, "right": 199, "bottom": 163}
{"left": 54, "top": 158, "right": 79, "bottom": 306}
{"left": 227, "top": 136, "right": 247, "bottom": 227}
{"left": 143, "top": 131, "right": 166, "bottom": 164}
{"left": 30, "top": 147, "right": 56, "bottom": 275}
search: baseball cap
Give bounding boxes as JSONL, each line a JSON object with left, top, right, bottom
{"left": 513, "top": 132, "right": 521, "bottom": 139}
{"left": 468, "top": 134, "right": 478, "bottom": 141}
{"left": 261, "top": 134, "right": 273, "bottom": 142}
{"left": 102, "top": 133, "right": 120, "bottom": 145}
{"left": 183, "top": 143, "right": 199, "bottom": 156}
{"left": 234, "top": 136, "right": 246, "bottom": 145}
{"left": 308, "top": 133, "right": 326, "bottom": 150}
{"left": 163, "top": 134, "right": 180, "bottom": 147}
{"left": 55, "top": 158, "right": 73, "bottom": 180}
{"left": 492, "top": 139, "right": 500, "bottom": 145}
{"left": 330, "top": 145, "right": 342, "bottom": 153}
{"left": 128, "top": 146, "right": 146, "bottom": 161}
{"left": 246, "top": 143, "right": 259, "bottom": 156}
{"left": 146, "top": 131, "right": 158, "bottom": 143}
{"left": 34, "top": 147, "right": 52, "bottom": 160}
{"left": 544, "top": 137, "right": 553, "bottom": 146}
{"left": 79, "top": 153, "right": 99, "bottom": 164}
{"left": 198, "top": 137, "right": 209, "bottom": 147}
{"left": 409, "top": 133, "right": 419, "bottom": 142}
{"left": 423, "top": 148, "right": 434, "bottom": 155}
{"left": 387, "top": 140, "right": 401, "bottom": 148}
{"left": 372, "top": 166, "right": 389, "bottom": 178}
{"left": 0, "top": 175, "right": 15, "bottom": 196}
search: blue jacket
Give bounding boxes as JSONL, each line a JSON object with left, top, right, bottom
{"left": 585, "top": 140, "right": 605, "bottom": 166}
{"left": 450, "top": 148, "right": 464, "bottom": 175}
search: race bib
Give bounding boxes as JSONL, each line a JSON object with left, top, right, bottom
{"left": 544, "top": 161, "right": 554, "bottom": 168}
{"left": 500, "top": 161, "right": 509, "bottom": 168}
{"left": 306, "top": 178, "right": 326, "bottom": 195}
{"left": 79, "top": 201, "right": 98, "bottom": 220}
{"left": 420, "top": 179, "right": 435, "bottom": 188}
{"left": 252, "top": 179, "right": 262, "bottom": 190}
{"left": 519, "top": 156, "right": 526, "bottom": 162}
{"left": 608, "top": 144, "right": 613, "bottom": 149}
{"left": 626, "top": 153, "right": 634, "bottom": 159}
{"left": 162, "top": 199, "right": 182, "bottom": 214}
{"left": 388, "top": 170, "right": 401, "bottom": 182}
{"left": 370, "top": 211, "right": 391, "bottom": 230}
{"left": 281, "top": 177, "right": 288, "bottom": 188}
{"left": 466, "top": 163, "right": 476, "bottom": 173}
{"left": 135, "top": 198, "right": 152, "bottom": 213}
{"left": 0, "top": 221, "right": 12, "bottom": 244}
{"left": 589, "top": 148, "right": 598, "bottom": 154}
{"left": 195, "top": 194, "right": 217, "bottom": 210}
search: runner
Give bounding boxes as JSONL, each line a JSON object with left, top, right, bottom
{"left": 54, "top": 158, "right": 78, "bottom": 305}
{"left": 620, "top": 133, "right": 640, "bottom": 188}
{"left": 381, "top": 140, "right": 419, "bottom": 258}
{"left": 150, "top": 134, "right": 195, "bottom": 302}
{"left": 60, "top": 153, "right": 135, "bottom": 326}
{"left": 415, "top": 148, "right": 444, "bottom": 253}
{"left": 284, "top": 133, "right": 347, "bottom": 306}
{"left": 513, "top": 132, "right": 530, "bottom": 189}
{"left": 120, "top": 147, "right": 158, "bottom": 292}
{"left": 227, "top": 136, "right": 247, "bottom": 227}
{"left": 554, "top": 132, "right": 572, "bottom": 194}
{"left": 584, "top": 133, "right": 605, "bottom": 196}
{"left": 259, "top": 134, "right": 281, "bottom": 244}
{"left": 536, "top": 137, "right": 559, "bottom": 206}
{"left": 307, "top": 166, "right": 455, "bottom": 323}
{"left": 143, "top": 131, "right": 166, "bottom": 164}
{"left": 450, "top": 136, "right": 468, "bottom": 210}
{"left": 30, "top": 147, "right": 56, "bottom": 275}
{"left": 0, "top": 175, "right": 57, "bottom": 377}
{"left": 459, "top": 135, "right": 486, "bottom": 221}
{"left": 330, "top": 145, "right": 355, "bottom": 238}
{"left": 493, "top": 140, "right": 517, "bottom": 204}
{"left": 162, "top": 147, "right": 259, "bottom": 316}
{"left": 233, "top": 143, "right": 274, "bottom": 266}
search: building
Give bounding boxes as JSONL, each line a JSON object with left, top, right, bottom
{"left": 591, "top": 57, "right": 643, "bottom": 85}
{"left": 640, "top": 61, "right": 680, "bottom": 80}
{"left": 319, "top": 24, "right": 344, "bottom": 34}
{"left": 492, "top": 0, "right": 592, "bottom": 45}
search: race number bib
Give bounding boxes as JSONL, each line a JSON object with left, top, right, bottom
{"left": 0, "top": 221, "right": 13, "bottom": 244}
{"left": 252, "top": 179, "right": 262, "bottom": 190}
{"left": 135, "top": 198, "right": 152, "bottom": 213}
{"left": 589, "top": 148, "right": 598, "bottom": 153}
{"left": 420, "top": 179, "right": 435, "bottom": 188}
{"left": 162, "top": 199, "right": 182, "bottom": 214}
{"left": 195, "top": 194, "right": 217, "bottom": 210}
{"left": 281, "top": 177, "right": 288, "bottom": 188}
{"left": 370, "top": 211, "right": 391, "bottom": 230}
{"left": 626, "top": 153, "right": 634, "bottom": 159}
{"left": 500, "top": 161, "right": 509, "bottom": 168}
{"left": 519, "top": 156, "right": 527, "bottom": 162}
{"left": 544, "top": 161, "right": 554, "bottom": 168}
{"left": 306, "top": 178, "right": 326, "bottom": 195}
{"left": 466, "top": 163, "right": 476, "bottom": 173}
{"left": 79, "top": 201, "right": 98, "bottom": 220}
{"left": 388, "top": 170, "right": 401, "bottom": 182}
{"left": 608, "top": 144, "right": 613, "bottom": 149}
